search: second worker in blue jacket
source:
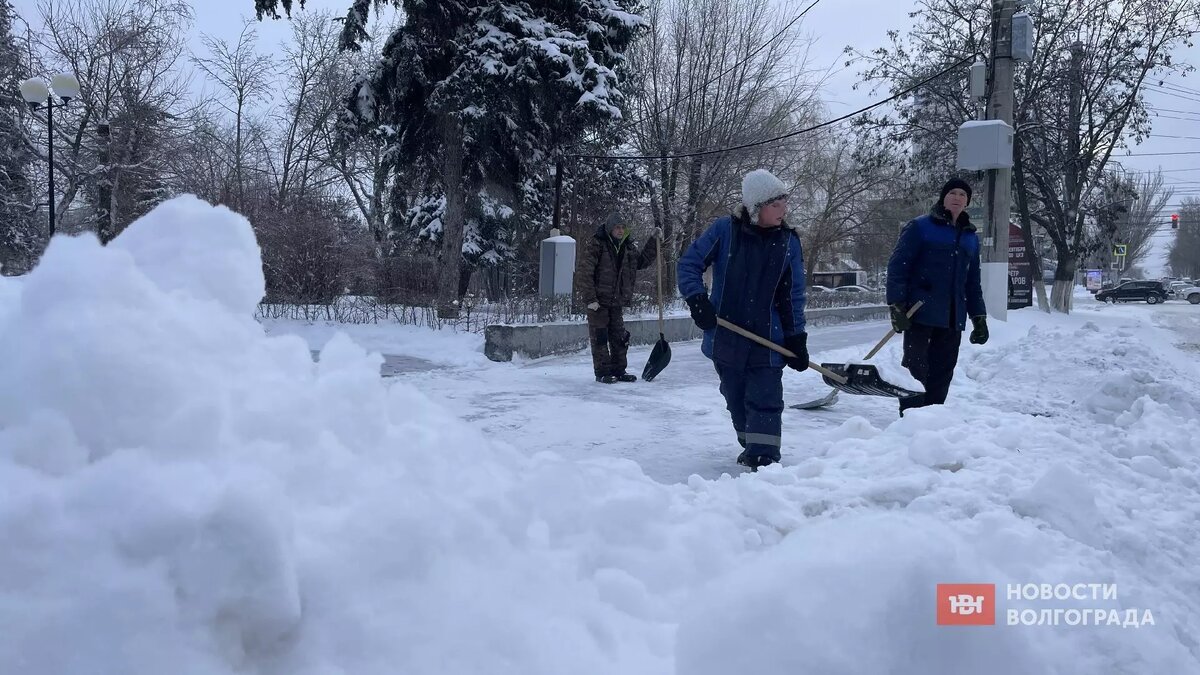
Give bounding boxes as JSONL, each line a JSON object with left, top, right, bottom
{"left": 886, "top": 178, "right": 989, "bottom": 416}
{"left": 678, "top": 169, "right": 808, "bottom": 470}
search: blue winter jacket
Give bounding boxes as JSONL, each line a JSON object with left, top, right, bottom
{"left": 886, "top": 204, "right": 986, "bottom": 330}
{"left": 678, "top": 211, "right": 807, "bottom": 368}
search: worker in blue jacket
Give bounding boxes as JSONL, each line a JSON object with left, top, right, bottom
{"left": 678, "top": 169, "right": 808, "bottom": 469}
{"left": 886, "top": 178, "right": 989, "bottom": 415}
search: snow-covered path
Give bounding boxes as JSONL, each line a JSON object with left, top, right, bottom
{"left": 410, "top": 320, "right": 901, "bottom": 483}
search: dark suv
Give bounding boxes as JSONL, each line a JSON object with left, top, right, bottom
{"left": 1095, "top": 280, "right": 1168, "bottom": 305}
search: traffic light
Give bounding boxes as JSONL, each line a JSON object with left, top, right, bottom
{"left": 1172, "top": 213, "right": 1179, "bottom": 229}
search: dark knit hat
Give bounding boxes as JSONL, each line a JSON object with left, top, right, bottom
{"left": 939, "top": 178, "right": 973, "bottom": 205}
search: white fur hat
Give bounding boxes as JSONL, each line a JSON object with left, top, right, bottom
{"left": 741, "top": 169, "right": 788, "bottom": 215}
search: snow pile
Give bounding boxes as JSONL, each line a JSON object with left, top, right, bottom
{"left": 676, "top": 513, "right": 1043, "bottom": 675}
{"left": 2, "top": 196, "right": 1199, "bottom": 674}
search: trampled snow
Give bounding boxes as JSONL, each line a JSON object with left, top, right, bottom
{"left": 2, "top": 196, "right": 1199, "bottom": 674}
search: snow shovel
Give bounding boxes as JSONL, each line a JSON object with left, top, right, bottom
{"left": 816, "top": 301, "right": 925, "bottom": 398}
{"left": 715, "top": 318, "right": 849, "bottom": 385}
{"left": 641, "top": 235, "right": 671, "bottom": 381}
{"left": 859, "top": 300, "right": 924, "bottom": 361}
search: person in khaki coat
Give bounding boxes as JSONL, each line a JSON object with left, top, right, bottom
{"left": 574, "top": 212, "right": 661, "bottom": 383}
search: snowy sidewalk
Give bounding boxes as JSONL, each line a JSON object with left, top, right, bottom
{"left": 408, "top": 320, "right": 898, "bottom": 483}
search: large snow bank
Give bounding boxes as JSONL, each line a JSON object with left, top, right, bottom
{"left": 1, "top": 196, "right": 1198, "bottom": 674}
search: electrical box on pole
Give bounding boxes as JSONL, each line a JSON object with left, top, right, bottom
{"left": 1011, "top": 12, "right": 1035, "bottom": 61}
{"left": 969, "top": 60, "right": 987, "bottom": 99}
{"left": 956, "top": 120, "right": 1014, "bottom": 171}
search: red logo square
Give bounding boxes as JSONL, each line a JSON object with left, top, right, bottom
{"left": 937, "top": 584, "right": 996, "bottom": 625}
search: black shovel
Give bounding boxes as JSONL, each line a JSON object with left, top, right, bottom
{"left": 817, "top": 301, "right": 925, "bottom": 398}
{"left": 642, "top": 234, "right": 671, "bottom": 381}
{"left": 716, "top": 318, "right": 918, "bottom": 398}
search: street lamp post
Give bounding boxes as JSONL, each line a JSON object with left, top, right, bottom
{"left": 20, "top": 73, "right": 80, "bottom": 240}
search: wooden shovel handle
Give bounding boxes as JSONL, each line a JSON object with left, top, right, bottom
{"left": 862, "top": 300, "right": 924, "bottom": 361}
{"left": 655, "top": 234, "right": 664, "bottom": 331}
{"left": 716, "top": 318, "right": 848, "bottom": 384}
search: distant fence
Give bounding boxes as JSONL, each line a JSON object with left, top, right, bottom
{"left": 255, "top": 288, "right": 886, "bottom": 334}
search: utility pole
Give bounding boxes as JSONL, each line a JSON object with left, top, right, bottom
{"left": 982, "top": 0, "right": 1017, "bottom": 322}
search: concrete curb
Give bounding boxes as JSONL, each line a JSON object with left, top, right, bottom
{"left": 484, "top": 305, "right": 888, "bottom": 362}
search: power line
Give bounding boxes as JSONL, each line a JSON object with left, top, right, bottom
{"left": 573, "top": 54, "right": 977, "bottom": 161}
{"left": 1151, "top": 79, "right": 1200, "bottom": 97}
{"left": 1144, "top": 85, "right": 1200, "bottom": 105}
{"left": 1146, "top": 105, "right": 1200, "bottom": 117}
{"left": 1122, "top": 166, "right": 1200, "bottom": 174}
{"left": 1116, "top": 151, "right": 1200, "bottom": 157}
{"left": 1148, "top": 114, "right": 1200, "bottom": 123}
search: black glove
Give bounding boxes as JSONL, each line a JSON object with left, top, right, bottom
{"left": 969, "top": 315, "right": 989, "bottom": 345}
{"left": 784, "top": 333, "right": 809, "bottom": 372}
{"left": 685, "top": 293, "right": 717, "bottom": 331}
{"left": 889, "top": 304, "right": 911, "bottom": 333}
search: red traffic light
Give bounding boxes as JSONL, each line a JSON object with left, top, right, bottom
{"left": 1172, "top": 213, "right": 1179, "bottom": 229}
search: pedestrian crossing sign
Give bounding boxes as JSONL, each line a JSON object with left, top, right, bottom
{"left": 1113, "top": 244, "right": 1127, "bottom": 256}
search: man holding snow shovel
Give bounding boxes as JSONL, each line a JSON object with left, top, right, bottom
{"left": 575, "top": 212, "right": 661, "bottom": 384}
{"left": 886, "top": 178, "right": 989, "bottom": 416}
{"left": 678, "top": 169, "right": 808, "bottom": 470}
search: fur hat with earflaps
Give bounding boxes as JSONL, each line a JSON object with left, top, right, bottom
{"left": 741, "top": 169, "right": 789, "bottom": 223}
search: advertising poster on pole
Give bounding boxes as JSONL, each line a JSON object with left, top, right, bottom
{"left": 1008, "top": 223, "right": 1033, "bottom": 310}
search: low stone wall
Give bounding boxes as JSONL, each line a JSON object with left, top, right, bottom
{"left": 484, "top": 305, "right": 888, "bottom": 362}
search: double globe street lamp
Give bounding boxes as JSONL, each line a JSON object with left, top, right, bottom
{"left": 19, "top": 73, "right": 80, "bottom": 239}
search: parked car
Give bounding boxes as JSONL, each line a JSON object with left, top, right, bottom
{"left": 1167, "top": 281, "right": 1191, "bottom": 298}
{"left": 834, "top": 285, "right": 874, "bottom": 293}
{"left": 809, "top": 285, "right": 833, "bottom": 293}
{"left": 1095, "top": 280, "right": 1169, "bottom": 304}
{"left": 1177, "top": 285, "right": 1200, "bottom": 305}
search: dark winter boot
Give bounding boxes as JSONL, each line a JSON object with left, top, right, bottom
{"left": 615, "top": 372, "right": 637, "bottom": 383}
{"left": 898, "top": 393, "right": 923, "bottom": 417}
{"left": 736, "top": 450, "right": 778, "bottom": 471}
{"left": 596, "top": 375, "right": 618, "bottom": 384}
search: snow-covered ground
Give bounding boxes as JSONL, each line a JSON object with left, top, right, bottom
{"left": 2, "top": 196, "right": 1199, "bottom": 674}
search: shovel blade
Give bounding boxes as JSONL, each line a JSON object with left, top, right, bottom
{"left": 818, "top": 363, "right": 921, "bottom": 398}
{"left": 642, "top": 335, "right": 672, "bottom": 381}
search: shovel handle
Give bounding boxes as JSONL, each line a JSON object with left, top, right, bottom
{"left": 716, "top": 318, "right": 848, "bottom": 384}
{"left": 862, "top": 300, "right": 924, "bottom": 361}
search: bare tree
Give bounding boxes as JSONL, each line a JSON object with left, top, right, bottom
{"left": 266, "top": 10, "right": 343, "bottom": 203}
{"left": 32, "top": 0, "right": 193, "bottom": 241}
{"left": 191, "top": 20, "right": 275, "bottom": 212}
{"left": 1168, "top": 198, "right": 1200, "bottom": 279}
{"left": 312, "top": 19, "right": 396, "bottom": 252}
{"left": 628, "top": 0, "right": 823, "bottom": 291}
{"left": 1119, "top": 169, "right": 1175, "bottom": 270}
{"left": 790, "top": 132, "right": 899, "bottom": 282}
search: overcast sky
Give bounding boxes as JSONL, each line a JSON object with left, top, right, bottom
{"left": 11, "top": 0, "right": 1197, "bottom": 272}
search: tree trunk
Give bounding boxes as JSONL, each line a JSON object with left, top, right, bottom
{"left": 1050, "top": 252, "right": 1076, "bottom": 314}
{"left": 1013, "top": 134, "right": 1050, "bottom": 313}
{"left": 436, "top": 116, "right": 466, "bottom": 319}
{"left": 457, "top": 260, "right": 474, "bottom": 300}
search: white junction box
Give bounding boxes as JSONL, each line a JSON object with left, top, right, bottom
{"left": 539, "top": 232, "right": 576, "bottom": 297}
{"left": 957, "top": 120, "right": 1014, "bottom": 171}
{"left": 1011, "top": 12, "right": 1035, "bottom": 62}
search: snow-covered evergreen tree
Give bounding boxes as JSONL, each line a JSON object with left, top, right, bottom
{"left": 0, "top": 0, "right": 39, "bottom": 275}
{"left": 256, "top": 0, "right": 644, "bottom": 315}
